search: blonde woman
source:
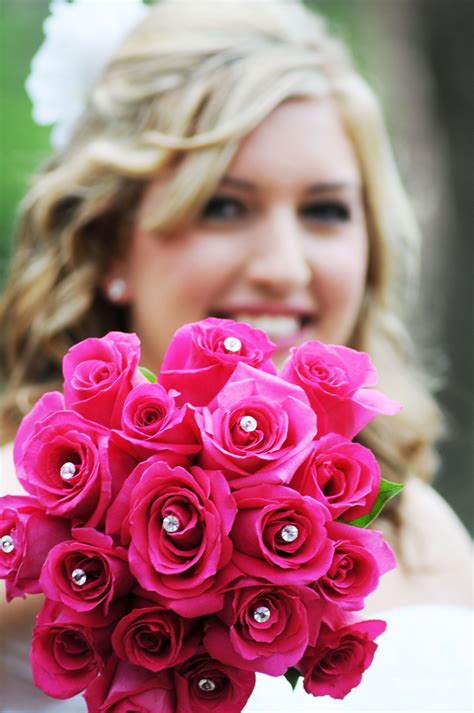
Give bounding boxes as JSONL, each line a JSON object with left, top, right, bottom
{"left": 0, "top": 1, "right": 471, "bottom": 710}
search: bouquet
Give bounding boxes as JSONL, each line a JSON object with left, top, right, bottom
{"left": 0, "top": 318, "right": 403, "bottom": 711}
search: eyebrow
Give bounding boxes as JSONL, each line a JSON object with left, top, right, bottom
{"left": 219, "top": 175, "right": 359, "bottom": 193}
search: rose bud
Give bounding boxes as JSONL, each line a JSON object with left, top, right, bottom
{"left": 204, "top": 579, "right": 324, "bottom": 676}
{"left": 13, "top": 393, "right": 114, "bottom": 528}
{"left": 84, "top": 658, "right": 175, "bottom": 713}
{"left": 159, "top": 317, "right": 277, "bottom": 407}
{"left": 174, "top": 651, "right": 255, "bottom": 713}
{"left": 300, "top": 619, "right": 387, "bottom": 699}
{"left": 290, "top": 433, "right": 381, "bottom": 521}
{"left": 281, "top": 341, "right": 400, "bottom": 438}
{"left": 63, "top": 331, "right": 145, "bottom": 428}
{"left": 112, "top": 602, "right": 201, "bottom": 672}
{"left": 126, "top": 461, "right": 237, "bottom": 617}
{"left": 314, "top": 521, "right": 395, "bottom": 610}
{"left": 40, "top": 529, "right": 134, "bottom": 616}
{"left": 31, "top": 599, "right": 113, "bottom": 698}
{"left": 231, "top": 485, "right": 333, "bottom": 585}
{"left": 198, "top": 362, "right": 317, "bottom": 489}
{"left": 0, "top": 495, "right": 70, "bottom": 601}
{"left": 112, "top": 382, "right": 202, "bottom": 460}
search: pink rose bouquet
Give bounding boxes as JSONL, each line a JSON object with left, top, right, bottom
{"left": 1, "top": 319, "right": 403, "bottom": 711}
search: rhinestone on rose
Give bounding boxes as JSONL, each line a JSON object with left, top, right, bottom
{"left": 198, "top": 678, "right": 216, "bottom": 692}
{"left": 253, "top": 605, "right": 271, "bottom": 623}
{"left": 281, "top": 524, "right": 299, "bottom": 543}
{"left": 240, "top": 415, "right": 257, "bottom": 432}
{"left": 71, "top": 568, "right": 87, "bottom": 586}
{"left": 162, "top": 515, "right": 180, "bottom": 533}
{"left": 223, "top": 336, "right": 242, "bottom": 353}
{"left": 60, "top": 462, "right": 76, "bottom": 481}
{"left": 1, "top": 535, "right": 14, "bottom": 554}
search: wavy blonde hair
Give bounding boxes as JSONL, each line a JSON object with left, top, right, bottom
{"left": 0, "top": 0, "right": 442, "bottom": 509}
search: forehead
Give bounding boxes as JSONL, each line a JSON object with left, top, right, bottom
{"left": 227, "top": 98, "right": 360, "bottom": 185}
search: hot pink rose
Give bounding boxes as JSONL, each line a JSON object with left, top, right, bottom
{"left": 40, "top": 529, "right": 134, "bottom": 616}
{"left": 63, "top": 331, "right": 145, "bottom": 428}
{"left": 290, "top": 433, "right": 381, "bottom": 521}
{"left": 127, "top": 462, "right": 237, "bottom": 616}
{"left": 198, "top": 363, "right": 317, "bottom": 489}
{"left": 13, "top": 392, "right": 114, "bottom": 527}
{"left": 0, "top": 495, "right": 70, "bottom": 601}
{"left": 31, "top": 599, "right": 112, "bottom": 699}
{"left": 112, "top": 382, "right": 202, "bottom": 460}
{"left": 174, "top": 651, "right": 255, "bottom": 713}
{"left": 159, "top": 317, "right": 277, "bottom": 406}
{"left": 314, "top": 521, "right": 395, "bottom": 610}
{"left": 204, "top": 579, "right": 323, "bottom": 676}
{"left": 281, "top": 341, "right": 400, "bottom": 438}
{"left": 231, "top": 485, "right": 333, "bottom": 585}
{"left": 300, "top": 619, "right": 387, "bottom": 699}
{"left": 84, "top": 658, "right": 175, "bottom": 713}
{"left": 112, "top": 599, "right": 201, "bottom": 672}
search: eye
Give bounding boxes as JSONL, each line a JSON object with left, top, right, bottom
{"left": 301, "top": 201, "right": 351, "bottom": 223}
{"left": 200, "top": 196, "right": 246, "bottom": 221}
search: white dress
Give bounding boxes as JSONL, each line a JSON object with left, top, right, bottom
{"left": 1, "top": 604, "right": 472, "bottom": 713}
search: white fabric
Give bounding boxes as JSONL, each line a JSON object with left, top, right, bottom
{"left": 1, "top": 605, "right": 472, "bottom": 712}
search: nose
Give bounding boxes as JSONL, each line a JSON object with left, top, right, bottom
{"left": 245, "top": 209, "right": 312, "bottom": 295}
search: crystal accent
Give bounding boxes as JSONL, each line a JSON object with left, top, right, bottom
{"left": 281, "top": 524, "right": 299, "bottom": 543}
{"left": 253, "top": 605, "right": 271, "bottom": 623}
{"left": 60, "top": 462, "right": 76, "bottom": 481}
{"left": 71, "top": 568, "right": 87, "bottom": 586}
{"left": 162, "top": 515, "right": 180, "bottom": 533}
{"left": 1, "top": 535, "right": 14, "bottom": 554}
{"left": 239, "top": 415, "right": 257, "bottom": 432}
{"left": 223, "top": 336, "right": 242, "bottom": 353}
{"left": 198, "top": 678, "right": 216, "bottom": 692}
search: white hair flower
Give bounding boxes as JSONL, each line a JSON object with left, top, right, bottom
{"left": 25, "top": 0, "right": 149, "bottom": 150}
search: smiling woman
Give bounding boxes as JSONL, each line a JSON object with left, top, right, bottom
{"left": 0, "top": 0, "right": 472, "bottom": 711}
{"left": 113, "top": 99, "right": 368, "bottom": 370}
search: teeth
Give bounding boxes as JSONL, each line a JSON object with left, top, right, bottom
{"left": 233, "top": 314, "right": 301, "bottom": 338}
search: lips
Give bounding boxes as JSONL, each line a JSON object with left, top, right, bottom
{"left": 210, "top": 305, "right": 317, "bottom": 346}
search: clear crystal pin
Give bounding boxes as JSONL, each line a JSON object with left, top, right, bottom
{"left": 224, "top": 336, "right": 242, "bottom": 353}
{"left": 163, "top": 515, "right": 180, "bottom": 533}
{"left": 253, "top": 605, "right": 271, "bottom": 623}
{"left": 198, "top": 678, "right": 216, "bottom": 692}
{"left": 60, "top": 462, "right": 76, "bottom": 481}
{"left": 71, "top": 568, "right": 87, "bottom": 586}
{"left": 240, "top": 415, "right": 257, "bottom": 432}
{"left": 1, "top": 535, "right": 14, "bottom": 554}
{"left": 281, "top": 524, "right": 299, "bottom": 543}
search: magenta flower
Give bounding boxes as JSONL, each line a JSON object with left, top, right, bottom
{"left": 231, "top": 485, "right": 333, "bottom": 585}
{"left": 159, "top": 317, "right": 277, "bottom": 407}
{"left": 199, "top": 363, "right": 317, "bottom": 489}
{"left": 281, "top": 341, "right": 400, "bottom": 438}
{"left": 63, "top": 331, "right": 145, "bottom": 428}
{"left": 0, "top": 495, "right": 69, "bottom": 601}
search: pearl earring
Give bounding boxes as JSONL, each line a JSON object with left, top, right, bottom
{"left": 107, "top": 278, "right": 127, "bottom": 302}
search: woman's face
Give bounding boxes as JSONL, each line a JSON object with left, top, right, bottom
{"left": 112, "top": 98, "right": 369, "bottom": 371}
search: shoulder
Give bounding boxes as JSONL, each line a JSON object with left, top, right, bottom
{"left": 365, "top": 477, "right": 472, "bottom": 613}
{"left": 0, "top": 441, "right": 27, "bottom": 496}
{"left": 399, "top": 478, "right": 472, "bottom": 575}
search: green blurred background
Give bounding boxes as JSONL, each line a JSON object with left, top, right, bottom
{"left": 0, "top": 0, "right": 472, "bottom": 532}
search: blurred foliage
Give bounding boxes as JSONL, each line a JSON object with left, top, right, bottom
{"left": 0, "top": 0, "right": 366, "bottom": 286}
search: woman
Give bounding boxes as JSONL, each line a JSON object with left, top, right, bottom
{"left": 0, "top": 0, "right": 471, "bottom": 710}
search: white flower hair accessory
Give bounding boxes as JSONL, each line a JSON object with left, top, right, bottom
{"left": 25, "top": 0, "right": 149, "bottom": 150}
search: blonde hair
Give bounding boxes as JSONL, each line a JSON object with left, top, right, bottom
{"left": 0, "top": 0, "right": 442, "bottom": 506}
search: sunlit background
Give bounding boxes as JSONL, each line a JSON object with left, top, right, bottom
{"left": 1, "top": 0, "right": 472, "bottom": 532}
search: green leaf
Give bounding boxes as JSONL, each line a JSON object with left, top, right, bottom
{"left": 139, "top": 366, "right": 157, "bottom": 383}
{"left": 284, "top": 667, "right": 302, "bottom": 690}
{"left": 343, "top": 478, "right": 405, "bottom": 528}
